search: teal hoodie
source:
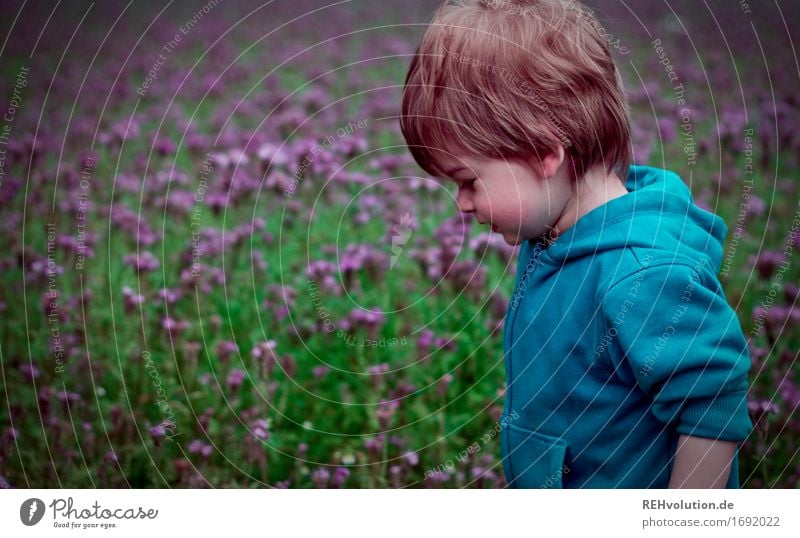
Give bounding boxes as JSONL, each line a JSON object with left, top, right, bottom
{"left": 500, "top": 164, "right": 753, "bottom": 488}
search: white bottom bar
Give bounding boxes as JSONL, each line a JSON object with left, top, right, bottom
{"left": 4, "top": 489, "right": 798, "bottom": 537}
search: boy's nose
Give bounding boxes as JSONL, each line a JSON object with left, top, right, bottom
{"left": 456, "top": 189, "right": 474, "bottom": 213}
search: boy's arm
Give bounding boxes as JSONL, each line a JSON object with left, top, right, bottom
{"left": 668, "top": 435, "right": 736, "bottom": 488}
{"left": 600, "top": 263, "right": 753, "bottom": 488}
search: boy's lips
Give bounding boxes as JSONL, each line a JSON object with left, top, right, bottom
{"left": 475, "top": 217, "right": 498, "bottom": 233}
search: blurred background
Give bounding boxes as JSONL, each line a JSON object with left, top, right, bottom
{"left": 0, "top": 0, "right": 798, "bottom": 488}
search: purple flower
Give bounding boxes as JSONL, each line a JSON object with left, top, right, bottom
{"left": 186, "top": 132, "right": 209, "bottom": 153}
{"left": 657, "top": 116, "right": 677, "bottom": 142}
{"left": 108, "top": 204, "right": 160, "bottom": 246}
{"left": 208, "top": 152, "right": 232, "bottom": 170}
{"left": 216, "top": 340, "right": 239, "bottom": 363}
{"left": 749, "top": 344, "right": 767, "bottom": 368}
{"left": 197, "top": 407, "right": 214, "bottom": 433}
{"left": 5, "top": 428, "right": 20, "bottom": 443}
{"left": 111, "top": 119, "right": 140, "bottom": 143}
{"left": 368, "top": 154, "right": 412, "bottom": 174}
{"left": 162, "top": 316, "right": 190, "bottom": 337}
{"left": 367, "top": 362, "right": 389, "bottom": 387}
{"left": 226, "top": 368, "right": 246, "bottom": 392}
{"left": 227, "top": 148, "right": 249, "bottom": 167}
{"left": 149, "top": 424, "right": 167, "bottom": 442}
{"left": 79, "top": 151, "right": 98, "bottom": 171}
{"left": 330, "top": 467, "right": 350, "bottom": 488}
{"left": 768, "top": 306, "right": 799, "bottom": 334}
{"left": 252, "top": 340, "right": 278, "bottom": 377}
{"left": 28, "top": 259, "right": 64, "bottom": 284}
{"left": 154, "top": 137, "right": 177, "bottom": 156}
{"left": 749, "top": 250, "right": 785, "bottom": 279}
{"left": 41, "top": 294, "right": 63, "bottom": 318}
{"left": 471, "top": 466, "right": 487, "bottom": 480}
{"left": 57, "top": 233, "right": 96, "bottom": 259}
{"left": 417, "top": 329, "right": 434, "bottom": 350}
{"left": 446, "top": 260, "right": 487, "bottom": 297}
{"left": 376, "top": 400, "right": 399, "bottom": 429}
{"left": 338, "top": 135, "right": 368, "bottom": 157}
{"left": 305, "top": 260, "right": 340, "bottom": 296}
{"left": 205, "top": 192, "right": 229, "bottom": 215}
{"left": 389, "top": 382, "right": 416, "bottom": 400}
{"left": 306, "top": 260, "right": 337, "bottom": 280}
{"left": 469, "top": 232, "right": 517, "bottom": 263}
{"left": 339, "top": 243, "right": 388, "bottom": 282}
{"left": 364, "top": 434, "right": 384, "bottom": 453}
{"left": 123, "top": 251, "right": 160, "bottom": 272}
{"left": 264, "top": 170, "right": 293, "bottom": 193}
{"left": 748, "top": 398, "right": 779, "bottom": 417}
{"left": 57, "top": 390, "right": 80, "bottom": 406}
{"left": 252, "top": 418, "right": 270, "bottom": 440}
{"left": 434, "top": 335, "right": 457, "bottom": 351}
{"left": 256, "top": 142, "right": 291, "bottom": 170}
{"left": 252, "top": 251, "right": 268, "bottom": 271}
{"left": 403, "top": 451, "right": 419, "bottom": 466}
{"left": 745, "top": 195, "right": 766, "bottom": 220}
{"left": 251, "top": 339, "right": 277, "bottom": 359}
{"left": 367, "top": 363, "right": 390, "bottom": 375}
{"left": 778, "top": 378, "right": 800, "bottom": 410}
{"left": 343, "top": 308, "right": 386, "bottom": 339}
{"left": 279, "top": 355, "right": 297, "bottom": 378}
{"left": 311, "top": 467, "right": 330, "bottom": 488}
{"left": 390, "top": 435, "right": 407, "bottom": 448}
{"left": 784, "top": 283, "right": 800, "bottom": 304}
{"left": 354, "top": 211, "right": 370, "bottom": 225}
{"left": 188, "top": 440, "right": 214, "bottom": 458}
{"left": 158, "top": 287, "right": 183, "bottom": 305}
{"left": 20, "top": 363, "right": 40, "bottom": 381}
{"left": 424, "top": 470, "right": 450, "bottom": 485}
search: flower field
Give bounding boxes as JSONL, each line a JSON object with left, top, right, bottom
{"left": 0, "top": 0, "right": 798, "bottom": 488}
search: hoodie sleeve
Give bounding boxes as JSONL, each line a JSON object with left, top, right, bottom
{"left": 600, "top": 262, "right": 752, "bottom": 441}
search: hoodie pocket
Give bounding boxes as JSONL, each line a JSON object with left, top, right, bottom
{"left": 502, "top": 423, "right": 569, "bottom": 488}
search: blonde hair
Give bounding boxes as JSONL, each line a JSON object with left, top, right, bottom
{"left": 400, "top": 0, "right": 631, "bottom": 181}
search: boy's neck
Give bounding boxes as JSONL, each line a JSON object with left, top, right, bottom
{"left": 550, "top": 165, "right": 629, "bottom": 240}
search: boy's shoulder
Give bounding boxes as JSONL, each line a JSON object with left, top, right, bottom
{"left": 600, "top": 245, "right": 720, "bottom": 296}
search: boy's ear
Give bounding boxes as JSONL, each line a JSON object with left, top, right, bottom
{"left": 540, "top": 144, "right": 565, "bottom": 179}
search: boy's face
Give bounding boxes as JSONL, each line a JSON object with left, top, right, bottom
{"left": 437, "top": 155, "right": 573, "bottom": 246}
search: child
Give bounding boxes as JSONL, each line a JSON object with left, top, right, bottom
{"left": 400, "top": 0, "right": 752, "bottom": 488}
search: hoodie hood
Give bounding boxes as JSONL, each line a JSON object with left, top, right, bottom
{"left": 536, "top": 164, "right": 728, "bottom": 271}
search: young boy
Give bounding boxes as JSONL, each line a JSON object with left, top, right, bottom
{"left": 400, "top": 0, "right": 752, "bottom": 488}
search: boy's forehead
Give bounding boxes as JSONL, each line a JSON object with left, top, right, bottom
{"left": 438, "top": 154, "right": 526, "bottom": 175}
{"left": 437, "top": 153, "right": 478, "bottom": 175}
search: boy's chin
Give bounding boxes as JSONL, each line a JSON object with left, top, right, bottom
{"left": 498, "top": 229, "right": 543, "bottom": 247}
{"left": 499, "top": 232, "right": 524, "bottom": 246}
